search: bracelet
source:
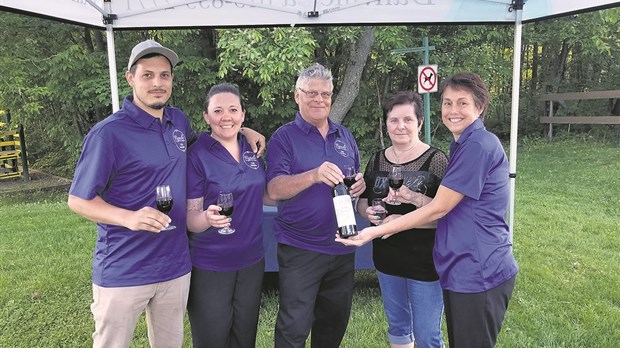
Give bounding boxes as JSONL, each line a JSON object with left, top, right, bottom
{"left": 418, "top": 195, "right": 426, "bottom": 207}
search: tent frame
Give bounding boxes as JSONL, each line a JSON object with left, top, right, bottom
{"left": 97, "top": 0, "right": 525, "bottom": 237}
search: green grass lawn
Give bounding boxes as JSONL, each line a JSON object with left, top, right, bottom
{"left": 1, "top": 138, "right": 619, "bottom": 347}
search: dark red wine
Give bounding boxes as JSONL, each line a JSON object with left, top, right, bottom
{"left": 375, "top": 210, "right": 387, "bottom": 220}
{"left": 220, "top": 205, "right": 234, "bottom": 217}
{"left": 389, "top": 178, "right": 403, "bottom": 190}
{"left": 156, "top": 199, "right": 173, "bottom": 214}
{"left": 343, "top": 176, "right": 356, "bottom": 189}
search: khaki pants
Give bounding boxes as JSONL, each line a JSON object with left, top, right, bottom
{"left": 91, "top": 272, "right": 191, "bottom": 348}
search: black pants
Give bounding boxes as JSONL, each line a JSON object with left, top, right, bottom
{"left": 187, "top": 259, "right": 265, "bottom": 348}
{"left": 274, "top": 244, "right": 355, "bottom": 348}
{"left": 443, "top": 275, "right": 516, "bottom": 348}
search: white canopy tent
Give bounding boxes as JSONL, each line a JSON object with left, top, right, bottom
{"left": 2, "top": 0, "right": 620, "bottom": 236}
{"left": 2, "top": 0, "right": 618, "bottom": 28}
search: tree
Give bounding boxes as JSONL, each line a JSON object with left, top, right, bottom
{"left": 329, "top": 26, "right": 375, "bottom": 124}
{"left": 2, "top": 9, "right": 620, "bottom": 177}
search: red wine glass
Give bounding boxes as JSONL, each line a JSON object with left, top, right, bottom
{"left": 155, "top": 185, "right": 176, "bottom": 230}
{"left": 387, "top": 165, "right": 403, "bottom": 205}
{"left": 217, "top": 191, "right": 235, "bottom": 235}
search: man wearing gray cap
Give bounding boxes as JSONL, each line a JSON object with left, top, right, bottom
{"left": 68, "top": 40, "right": 265, "bottom": 347}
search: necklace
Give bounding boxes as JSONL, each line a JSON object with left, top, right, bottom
{"left": 391, "top": 141, "right": 421, "bottom": 164}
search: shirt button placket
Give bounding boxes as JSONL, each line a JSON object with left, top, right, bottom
{"left": 162, "top": 123, "right": 173, "bottom": 159}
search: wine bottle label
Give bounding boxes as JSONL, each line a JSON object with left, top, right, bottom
{"left": 333, "top": 195, "right": 357, "bottom": 227}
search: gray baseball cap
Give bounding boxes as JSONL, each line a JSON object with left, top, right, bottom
{"left": 127, "top": 40, "right": 179, "bottom": 70}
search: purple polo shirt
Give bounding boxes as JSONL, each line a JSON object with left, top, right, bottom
{"left": 69, "top": 96, "right": 192, "bottom": 287}
{"left": 266, "top": 112, "right": 361, "bottom": 255}
{"left": 435, "top": 119, "right": 518, "bottom": 293}
{"left": 186, "top": 133, "right": 266, "bottom": 271}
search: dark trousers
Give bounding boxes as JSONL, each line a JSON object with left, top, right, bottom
{"left": 274, "top": 244, "right": 355, "bottom": 348}
{"left": 443, "top": 275, "right": 516, "bottom": 348}
{"left": 187, "top": 259, "right": 265, "bottom": 348}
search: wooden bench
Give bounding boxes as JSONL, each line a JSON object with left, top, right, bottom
{"left": 0, "top": 126, "right": 29, "bottom": 180}
{"left": 540, "top": 90, "right": 620, "bottom": 139}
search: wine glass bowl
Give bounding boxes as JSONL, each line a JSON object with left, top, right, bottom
{"left": 343, "top": 165, "right": 357, "bottom": 190}
{"left": 155, "top": 185, "right": 176, "bottom": 230}
{"left": 217, "top": 191, "right": 236, "bottom": 235}
{"left": 371, "top": 198, "right": 387, "bottom": 223}
{"left": 387, "top": 165, "right": 403, "bottom": 205}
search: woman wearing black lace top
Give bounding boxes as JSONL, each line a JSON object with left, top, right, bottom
{"left": 357, "top": 91, "right": 448, "bottom": 348}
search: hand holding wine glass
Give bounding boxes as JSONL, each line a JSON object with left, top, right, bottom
{"left": 387, "top": 165, "right": 403, "bottom": 205}
{"left": 217, "top": 191, "right": 235, "bottom": 235}
{"left": 155, "top": 185, "right": 176, "bottom": 230}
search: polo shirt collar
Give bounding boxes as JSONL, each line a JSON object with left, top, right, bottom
{"left": 203, "top": 132, "right": 244, "bottom": 150}
{"left": 454, "top": 118, "right": 484, "bottom": 145}
{"left": 123, "top": 95, "right": 173, "bottom": 129}
{"left": 450, "top": 118, "right": 484, "bottom": 154}
{"left": 293, "top": 112, "right": 340, "bottom": 136}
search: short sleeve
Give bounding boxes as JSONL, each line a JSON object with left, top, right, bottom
{"left": 429, "top": 150, "right": 449, "bottom": 179}
{"left": 265, "top": 130, "right": 293, "bottom": 182}
{"left": 440, "top": 141, "right": 491, "bottom": 200}
{"left": 69, "top": 132, "right": 116, "bottom": 200}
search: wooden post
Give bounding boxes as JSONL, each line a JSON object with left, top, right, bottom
{"left": 547, "top": 100, "right": 554, "bottom": 140}
{"left": 18, "top": 124, "right": 29, "bottom": 181}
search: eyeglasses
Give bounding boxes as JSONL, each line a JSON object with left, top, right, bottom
{"left": 298, "top": 88, "right": 333, "bottom": 99}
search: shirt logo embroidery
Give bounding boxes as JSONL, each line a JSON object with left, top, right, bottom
{"left": 243, "top": 151, "right": 259, "bottom": 170}
{"left": 334, "top": 139, "right": 350, "bottom": 158}
{"left": 172, "top": 130, "right": 187, "bottom": 152}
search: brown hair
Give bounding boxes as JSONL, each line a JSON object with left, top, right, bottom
{"left": 382, "top": 91, "right": 424, "bottom": 126}
{"left": 439, "top": 72, "right": 489, "bottom": 118}
{"left": 203, "top": 83, "right": 245, "bottom": 113}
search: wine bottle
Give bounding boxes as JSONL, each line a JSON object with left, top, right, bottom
{"left": 332, "top": 182, "right": 358, "bottom": 238}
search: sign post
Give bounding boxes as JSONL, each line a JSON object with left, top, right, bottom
{"left": 392, "top": 37, "right": 436, "bottom": 144}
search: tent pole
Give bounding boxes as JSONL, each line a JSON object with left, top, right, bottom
{"left": 508, "top": 0, "right": 523, "bottom": 243}
{"left": 104, "top": 0, "right": 120, "bottom": 112}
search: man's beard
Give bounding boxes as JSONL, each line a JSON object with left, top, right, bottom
{"left": 135, "top": 93, "right": 167, "bottom": 110}
{"left": 147, "top": 102, "right": 166, "bottom": 110}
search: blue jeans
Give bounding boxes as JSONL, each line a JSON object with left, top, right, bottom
{"left": 377, "top": 271, "right": 444, "bottom": 348}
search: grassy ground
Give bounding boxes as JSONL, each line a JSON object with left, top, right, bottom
{"left": 1, "top": 138, "right": 619, "bottom": 347}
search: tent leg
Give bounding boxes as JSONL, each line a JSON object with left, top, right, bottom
{"left": 104, "top": 0, "right": 120, "bottom": 112}
{"left": 508, "top": 0, "right": 524, "bottom": 243}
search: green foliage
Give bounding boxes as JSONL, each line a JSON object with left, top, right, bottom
{"left": 1, "top": 9, "right": 620, "bottom": 175}
{"left": 170, "top": 55, "right": 220, "bottom": 132}
{"left": 0, "top": 14, "right": 113, "bottom": 175}
{"left": 216, "top": 28, "right": 316, "bottom": 134}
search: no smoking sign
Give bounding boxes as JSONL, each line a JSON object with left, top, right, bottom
{"left": 417, "top": 65, "right": 438, "bottom": 93}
